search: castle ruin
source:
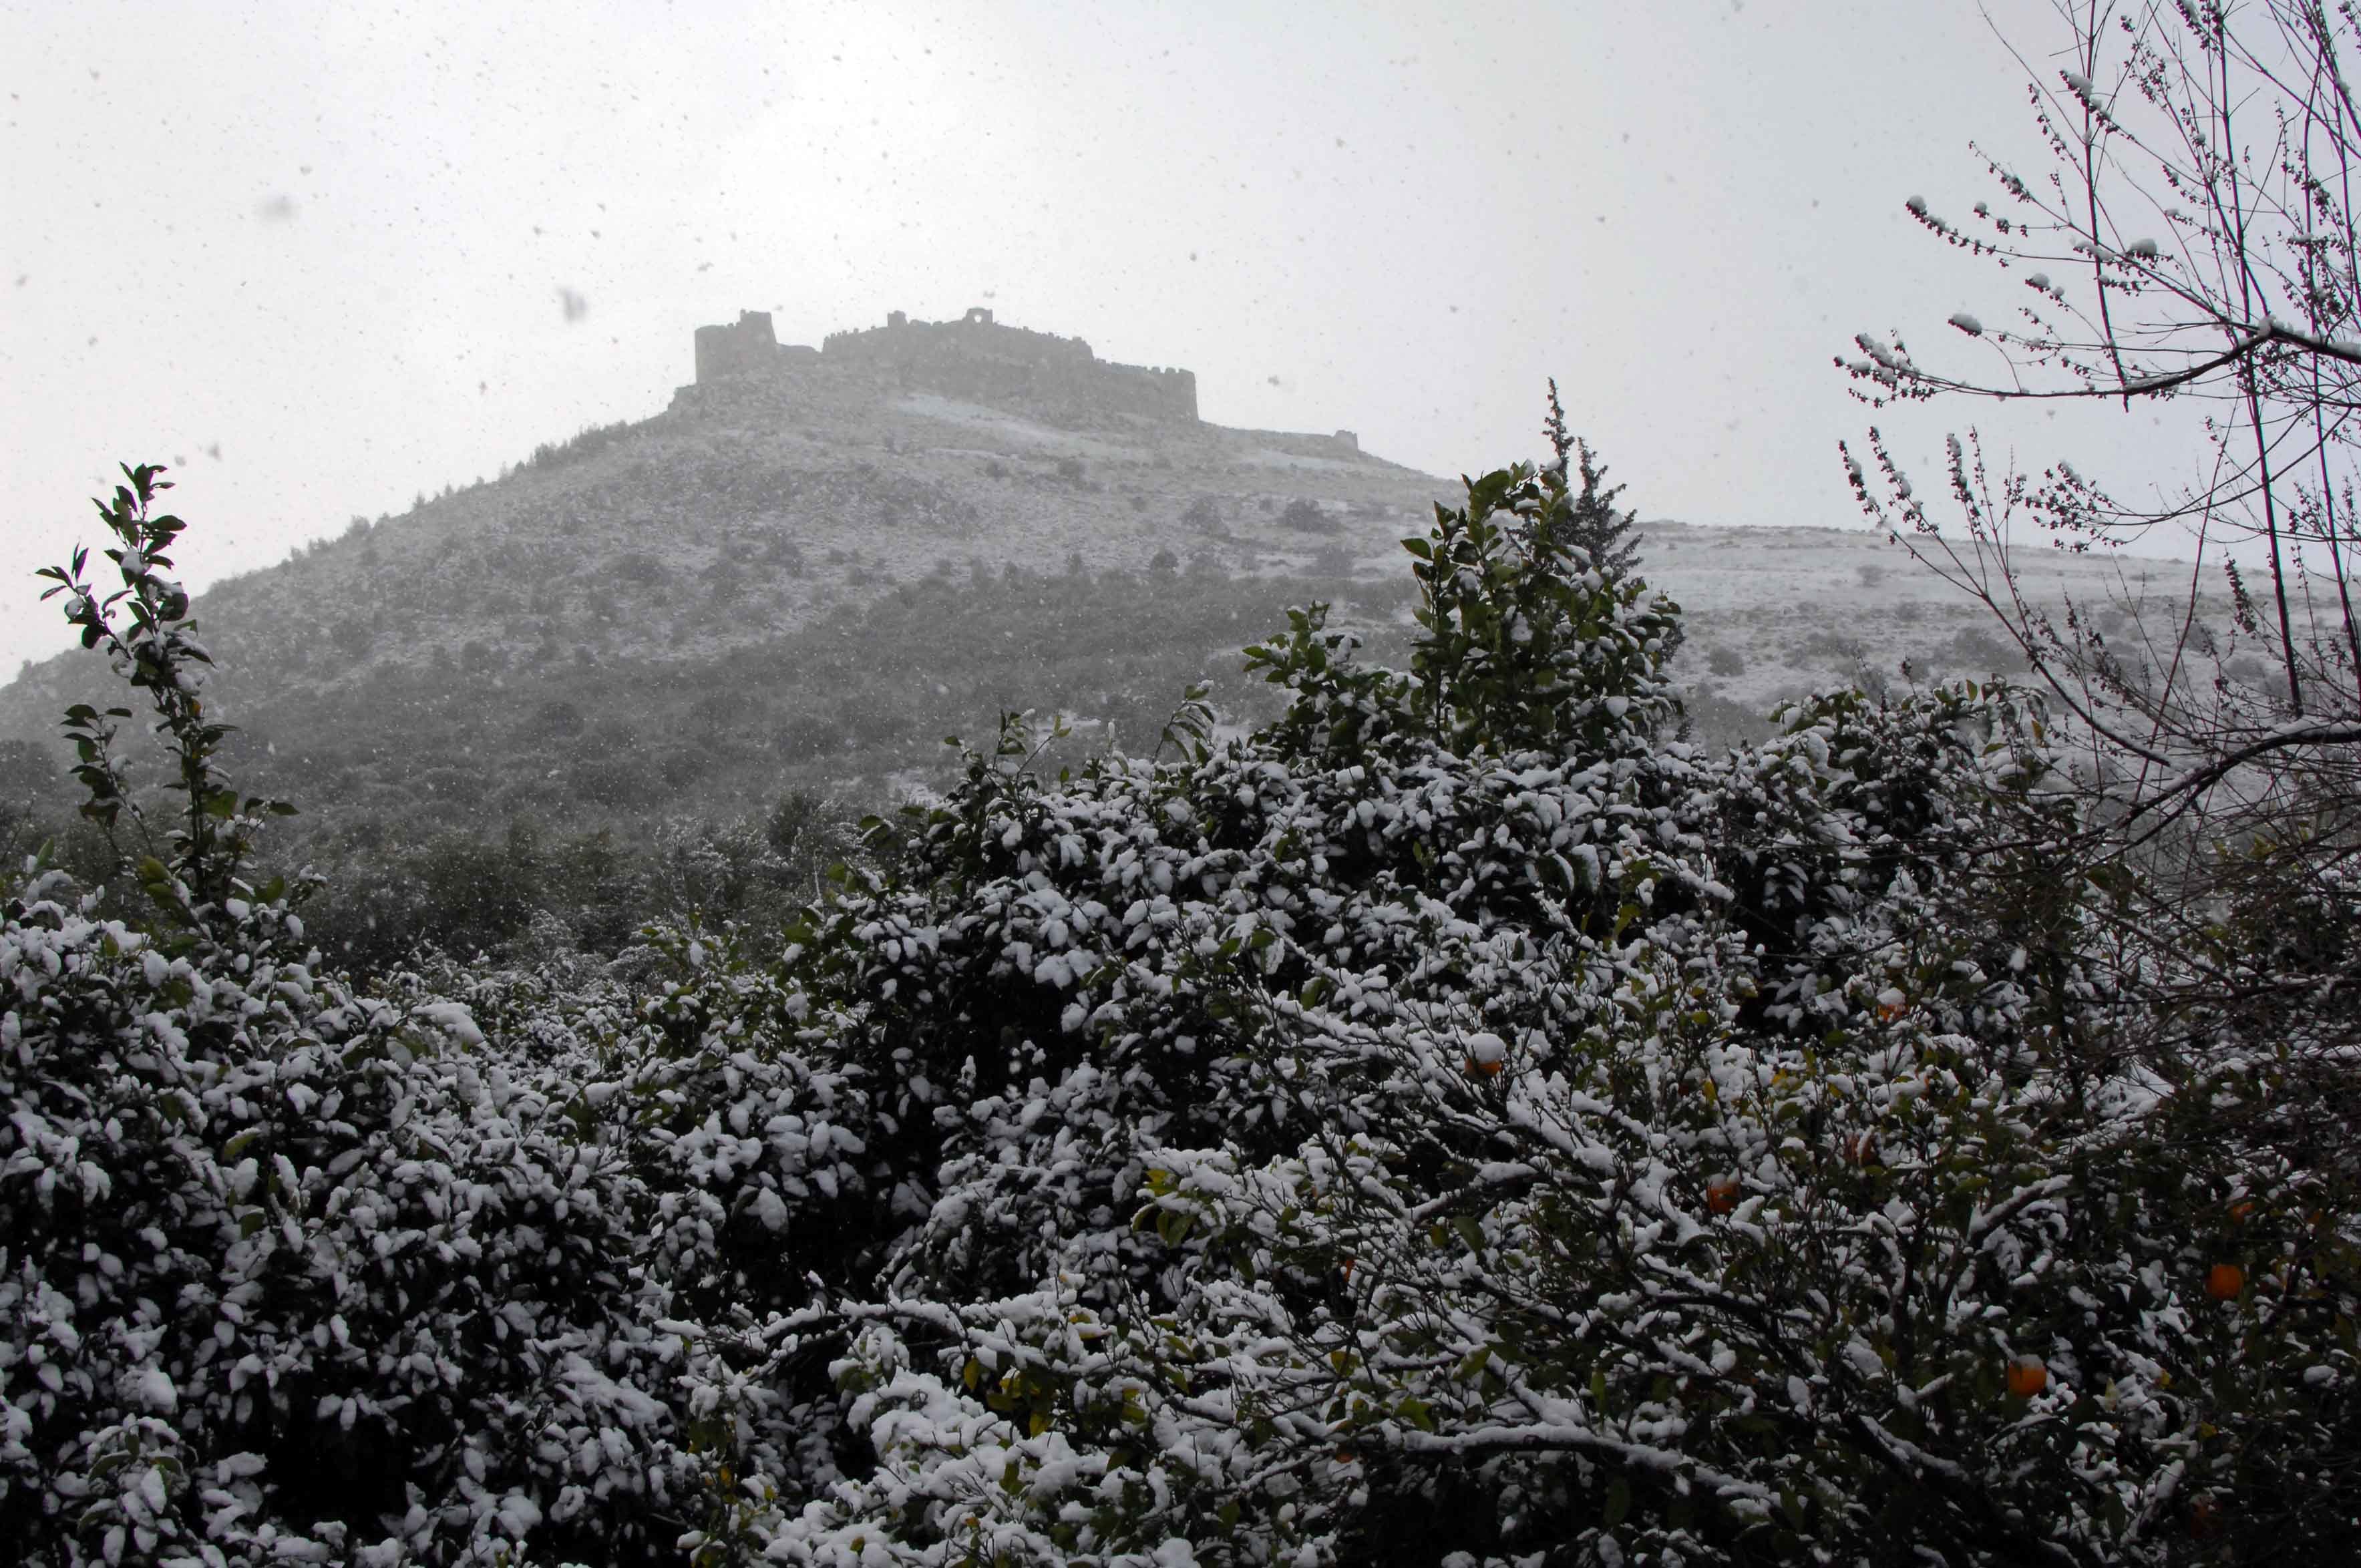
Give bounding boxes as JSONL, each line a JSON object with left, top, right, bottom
{"left": 685, "top": 307, "right": 1198, "bottom": 423}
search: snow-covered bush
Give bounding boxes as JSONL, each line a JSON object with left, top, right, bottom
{"left": 2, "top": 875, "right": 711, "bottom": 1564}
{"left": 6, "top": 455, "right": 2354, "bottom": 1566}
{"left": 729, "top": 463, "right": 2358, "bottom": 1565}
{"left": 1, "top": 472, "right": 872, "bottom": 1565}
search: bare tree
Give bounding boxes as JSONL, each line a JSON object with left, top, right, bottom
{"left": 1840, "top": 4, "right": 2361, "bottom": 815}
{"left": 1843, "top": 0, "right": 2361, "bottom": 743}
{"left": 1840, "top": 1, "right": 2361, "bottom": 1255}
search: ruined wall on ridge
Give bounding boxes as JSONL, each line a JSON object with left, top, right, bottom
{"left": 688, "top": 305, "right": 1197, "bottom": 422}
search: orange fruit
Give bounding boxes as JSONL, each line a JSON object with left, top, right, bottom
{"left": 2207, "top": 1263, "right": 2245, "bottom": 1301}
{"left": 1706, "top": 1177, "right": 1741, "bottom": 1215}
{"left": 2006, "top": 1355, "right": 2048, "bottom": 1398}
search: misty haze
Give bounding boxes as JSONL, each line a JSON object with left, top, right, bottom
{"left": 2, "top": 5, "right": 2356, "bottom": 1565}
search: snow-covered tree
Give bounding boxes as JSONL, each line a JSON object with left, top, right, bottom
{"left": 1541, "top": 379, "right": 1642, "bottom": 586}
{"left": 718, "top": 455, "right": 2356, "bottom": 1565}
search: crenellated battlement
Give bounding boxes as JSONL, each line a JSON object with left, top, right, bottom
{"left": 687, "top": 307, "right": 1198, "bottom": 423}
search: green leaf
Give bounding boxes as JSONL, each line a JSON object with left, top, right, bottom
{"left": 1605, "top": 1475, "right": 1632, "bottom": 1526}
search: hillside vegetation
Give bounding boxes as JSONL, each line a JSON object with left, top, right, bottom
{"left": 0, "top": 354, "right": 2197, "bottom": 972}
{"left": 0, "top": 382, "right": 1446, "bottom": 819}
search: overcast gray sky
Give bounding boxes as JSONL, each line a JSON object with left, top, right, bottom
{"left": 0, "top": 0, "right": 2192, "bottom": 680}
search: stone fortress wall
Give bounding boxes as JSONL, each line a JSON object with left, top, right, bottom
{"left": 688, "top": 307, "right": 1199, "bottom": 423}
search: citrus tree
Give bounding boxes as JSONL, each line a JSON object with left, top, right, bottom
{"left": 705, "top": 449, "right": 2358, "bottom": 1565}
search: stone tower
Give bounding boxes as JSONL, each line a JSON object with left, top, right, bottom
{"left": 693, "top": 310, "right": 779, "bottom": 383}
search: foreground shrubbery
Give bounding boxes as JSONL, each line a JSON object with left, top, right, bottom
{"left": 3, "top": 461, "right": 2354, "bottom": 1566}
